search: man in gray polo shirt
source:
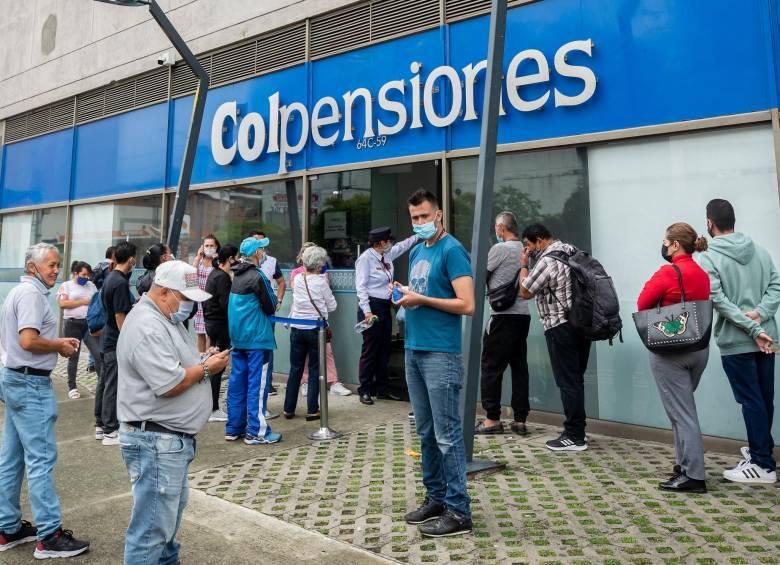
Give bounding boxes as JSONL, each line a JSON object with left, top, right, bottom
{"left": 117, "top": 260, "right": 229, "bottom": 565}
{"left": 0, "top": 243, "right": 90, "bottom": 558}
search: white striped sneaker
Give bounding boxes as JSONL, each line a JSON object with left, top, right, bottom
{"left": 545, "top": 433, "right": 588, "bottom": 452}
{"left": 723, "top": 448, "right": 777, "bottom": 484}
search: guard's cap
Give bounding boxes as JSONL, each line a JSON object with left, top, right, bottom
{"left": 368, "top": 227, "right": 393, "bottom": 244}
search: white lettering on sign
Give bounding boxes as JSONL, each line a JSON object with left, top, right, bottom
{"left": 210, "top": 39, "right": 597, "bottom": 173}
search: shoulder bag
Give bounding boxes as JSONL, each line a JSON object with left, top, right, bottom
{"left": 303, "top": 274, "right": 332, "bottom": 342}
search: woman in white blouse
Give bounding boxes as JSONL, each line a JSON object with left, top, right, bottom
{"left": 283, "top": 246, "right": 337, "bottom": 421}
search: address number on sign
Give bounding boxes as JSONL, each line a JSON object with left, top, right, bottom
{"left": 356, "top": 136, "right": 388, "bottom": 150}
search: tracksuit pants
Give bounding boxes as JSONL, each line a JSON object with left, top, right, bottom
{"left": 226, "top": 349, "right": 273, "bottom": 439}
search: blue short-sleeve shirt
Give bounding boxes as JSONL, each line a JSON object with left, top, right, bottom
{"left": 404, "top": 235, "right": 472, "bottom": 353}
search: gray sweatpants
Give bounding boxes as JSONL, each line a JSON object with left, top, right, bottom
{"left": 649, "top": 347, "right": 709, "bottom": 480}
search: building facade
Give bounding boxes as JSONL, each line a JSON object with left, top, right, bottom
{"left": 2, "top": 0, "right": 780, "bottom": 441}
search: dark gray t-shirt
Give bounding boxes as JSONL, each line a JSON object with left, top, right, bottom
{"left": 116, "top": 295, "right": 211, "bottom": 435}
{"left": 487, "top": 241, "right": 530, "bottom": 316}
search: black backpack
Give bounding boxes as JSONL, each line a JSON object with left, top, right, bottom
{"left": 548, "top": 247, "right": 623, "bottom": 344}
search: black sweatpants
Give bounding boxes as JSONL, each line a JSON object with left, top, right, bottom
{"left": 206, "top": 321, "right": 231, "bottom": 412}
{"left": 63, "top": 317, "right": 103, "bottom": 391}
{"left": 357, "top": 297, "right": 392, "bottom": 396}
{"left": 480, "top": 314, "right": 531, "bottom": 422}
{"left": 544, "top": 322, "right": 591, "bottom": 440}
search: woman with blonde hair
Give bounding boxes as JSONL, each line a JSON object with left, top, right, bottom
{"left": 637, "top": 222, "right": 711, "bottom": 493}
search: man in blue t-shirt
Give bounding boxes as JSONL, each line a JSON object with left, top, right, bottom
{"left": 393, "top": 189, "right": 475, "bottom": 538}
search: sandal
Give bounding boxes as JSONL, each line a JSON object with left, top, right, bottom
{"left": 305, "top": 412, "right": 321, "bottom": 422}
{"left": 474, "top": 420, "right": 504, "bottom": 435}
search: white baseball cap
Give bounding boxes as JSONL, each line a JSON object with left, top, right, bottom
{"left": 154, "top": 260, "right": 212, "bottom": 302}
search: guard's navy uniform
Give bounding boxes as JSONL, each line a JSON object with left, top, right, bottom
{"left": 355, "top": 228, "right": 418, "bottom": 399}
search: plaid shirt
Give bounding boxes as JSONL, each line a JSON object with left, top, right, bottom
{"left": 521, "top": 241, "right": 575, "bottom": 331}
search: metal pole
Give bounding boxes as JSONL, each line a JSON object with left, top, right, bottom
{"left": 145, "top": 0, "right": 209, "bottom": 257}
{"left": 460, "top": 0, "right": 508, "bottom": 472}
{"left": 308, "top": 322, "right": 342, "bottom": 441}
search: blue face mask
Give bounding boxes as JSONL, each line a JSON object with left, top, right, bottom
{"left": 496, "top": 235, "right": 503, "bottom": 243}
{"left": 413, "top": 221, "right": 437, "bottom": 240}
{"left": 170, "top": 296, "right": 194, "bottom": 324}
{"left": 76, "top": 276, "right": 89, "bottom": 286}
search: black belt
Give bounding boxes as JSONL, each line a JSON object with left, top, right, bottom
{"left": 125, "top": 421, "right": 194, "bottom": 439}
{"left": 8, "top": 366, "right": 52, "bottom": 377}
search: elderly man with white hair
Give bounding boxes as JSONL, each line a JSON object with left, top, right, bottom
{"left": 0, "top": 243, "right": 90, "bottom": 558}
{"left": 116, "top": 260, "right": 230, "bottom": 565}
{"left": 283, "top": 245, "right": 337, "bottom": 420}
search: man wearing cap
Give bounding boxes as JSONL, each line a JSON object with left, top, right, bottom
{"left": 226, "top": 237, "right": 281, "bottom": 444}
{"left": 354, "top": 227, "right": 419, "bottom": 405}
{"left": 116, "top": 260, "right": 230, "bottom": 565}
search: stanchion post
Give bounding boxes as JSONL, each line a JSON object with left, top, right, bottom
{"left": 308, "top": 320, "right": 342, "bottom": 441}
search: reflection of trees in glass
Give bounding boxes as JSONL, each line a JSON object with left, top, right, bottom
{"left": 311, "top": 193, "right": 371, "bottom": 249}
{"left": 212, "top": 214, "right": 297, "bottom": 268}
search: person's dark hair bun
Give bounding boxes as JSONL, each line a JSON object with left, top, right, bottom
{"left": 694, "top": 236, "right": 708, "bottom": 253}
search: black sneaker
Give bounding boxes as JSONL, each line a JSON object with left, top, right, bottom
{"left": 0, "top": 520, "right": 37, "bottom": 552}
{"left": 268, "top": 385, "right": 278, "bottom": 396}
{"left": 419, "top": 508, "right": 473, "bottom": 537}
{"left": 404, "top": 497, "right": 445, "bottom": 524}
{"left": 545, "top": 433, "right": 588, "bottom": 452}
{"left": 510, "top": 421, "right": 528, "bottom": 435}
{"left": 33, "top": 528, "right": 89, "bottom": 559}
{"left": 659, "top": 473, "right": 707, "bottom": 494}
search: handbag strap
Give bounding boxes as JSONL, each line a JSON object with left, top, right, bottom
{"left": 302, "top": 274, "right": 326, "bottom": 321}
{"left": 671, "top": 264, "right": 687, "bottom": 306}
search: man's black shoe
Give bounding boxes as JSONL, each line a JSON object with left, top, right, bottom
{"left": 404, "top": 497, "right": 445, "bottom": 524}
{"left": 659, "top": 473, "right": 707, "bottom": 493}
{"left": 510, "top": 421, "right": 528, "bottom": 435}
{"left": 359, "top": 393, "right": 374, "bottom": 405}
{"left": 0, "top": 520, "right": 37, "bottom": 551}
{"left": 34, "top": 528, "right": 90, "bottom": 559}
{"left": 419, "top": 509, "right": 473, "bottom": 537}
{"left": 376, "top": 391, "right": 402, "bottom": 401}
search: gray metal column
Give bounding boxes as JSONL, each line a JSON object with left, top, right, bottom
{"left": 460, "top": 0, "right": 508, "bottom": 471}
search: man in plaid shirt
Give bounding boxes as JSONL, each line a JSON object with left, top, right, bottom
{"left": 519, "top": 223, "right": 592, "bottom": 452}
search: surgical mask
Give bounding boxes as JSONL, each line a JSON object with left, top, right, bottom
{"left": 32, "top": 267, "right": 55, "bottom": 289}
{"left": 496, "top": 235, "right": 503, "bottom": 243}
{"left": 204, "top": 247, "right": 216, "bottom": 258}
{"left": 257, "top": 252, "right": 267, "bottom": 266}
{"left": 76, "top": 277, "right": 89, "bottom": 286}
{"left": 381, "top": 242, "right": 393, "bottom": 254}
{"left": 661, "top": 243, "right": 673, "bottom": 263}
{"left": 170, "top": 295, "right": 194, "bottom": 324}
{"left": 413, "top": 221, "right": 437, "bottom": 240}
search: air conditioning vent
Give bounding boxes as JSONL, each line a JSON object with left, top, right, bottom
{"left": 49, "top": 99, "right": 75, "bottom": 130}
{"left": 256, "top": 23, "right": 306, "bottom": 74}
{"left": 105, "top": 81, "right": 136, "bottom": 115}
{"left": 26, "top": 108, "right": 51, "bottom": 137}
{"left": 76, "top": 90, "right": 106, "bottom": 124}
{"left": 310, "top": 3, "right": 370, "bottom": 59}
{"left": 371, "top": 0, "right": 439, "bottom": 41}
{"left": 445, "top": 0, "right": 491, "bottom": 21}
{"left": 171, "top": 55, "right": 211, "bottom": 98}
{"left": 211, "top": 41, "right": 257, "bottom": 87}
{"left": 135, "top": 68, "right": 169, "bottom": 106}
{"left": 5, "top": 116, "right": 27, "bottom": 143}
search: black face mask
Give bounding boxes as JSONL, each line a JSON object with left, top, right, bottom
{"left": 706, "top": 222, "right": 715, "bottom": 238}
{"left": 529, "top": 250, "right": 541, "bottom": 261}
{"left": 661, "top": 244, "right": 673, "bottom": 263}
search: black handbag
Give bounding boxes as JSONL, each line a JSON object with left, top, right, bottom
{"left": 632, "top": 264, "right": 713, "bottom": 352}
{"left": 486, "top": 268, "right": 521, "bottom": 312}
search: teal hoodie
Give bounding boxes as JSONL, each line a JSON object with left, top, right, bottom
{"left": 698, "top": 232, "right": 780, "bottom": 355}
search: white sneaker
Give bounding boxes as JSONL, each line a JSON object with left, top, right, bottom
{"left": 723, "top": 461, "right": 777, "bottom": 484}
{"left": 68, "top": 389, "right": 80, "bottom": 400}
{"left": 95, "top": 426, "right": 104, "bottom": 441}
{"left": 209, "top": 409, "right": 228, "bottom": 422}
{"left": 102, "top": 431, "right": 119, "bottom": 446}
{"left": 329, "top": 382, "right": 352, "bottom": 396}
{"left": 301, "top": 383, "right": 308, "bottom": 397}
{"left": 265, "top": 410, "right": 280, "bottom": 420}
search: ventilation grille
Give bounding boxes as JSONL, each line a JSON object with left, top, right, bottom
{"left": 257, "top": 23, "right": 306, "bottom": 74}
{"left": 50, "top": 99, "right": 75, "bottom": 130}
{"left": 76, "top": 91, "right": 105, "bottom": 124}
{"left": 310, "top": 3, "right": 370, "bottom": 60}
{"left": 211, "top": 42, "right": 256, "bottom": 87}
{"left": 372, "top": 0, "right": 439, "bottom": 41}
{"left": 4, "top": 97, "right": 76, "bottom": 143}
{"left": 445, "top": 0, "right": 532, "bottom": 22}
{"left": 135, "top": 68, "right": 169, "bottom": 106}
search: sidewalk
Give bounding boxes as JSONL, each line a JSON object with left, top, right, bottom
{"left": 2, "top": 359, "right": 780, "bottom": 564}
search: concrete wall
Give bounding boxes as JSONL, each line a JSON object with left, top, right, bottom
{"left": 0, "top": 0, "right": 358, "bottom": 121}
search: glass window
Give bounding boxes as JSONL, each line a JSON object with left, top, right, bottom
{"left": 450, "top": 148, "right": 591, "bottom": 252}
{"left": 310, "top": 162, "right": 440, "bottom": 274}
{"left": 0, "top": 207, "right": 67, "bottom": 269}
{"left": 69, "top": 195, "right": 162, "bottom": 267}
{"left": 169, "top": 179, "right": 304, "bottom": 268}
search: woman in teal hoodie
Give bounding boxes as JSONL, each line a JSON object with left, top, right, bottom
{"left": 699, "top": 198, "right": 780, "bottom": 485}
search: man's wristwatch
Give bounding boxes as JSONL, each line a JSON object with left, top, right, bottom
{"left": 200, "top": 361, "right": 211, "bottom": 383}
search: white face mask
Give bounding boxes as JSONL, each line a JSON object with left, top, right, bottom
{"left": 381, "top": 242, "right": 393, "bottom": 254}
{"left": 169, "top": 293, "right": 194, "bottom": 324}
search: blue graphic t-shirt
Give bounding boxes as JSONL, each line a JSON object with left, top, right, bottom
{"left": 404, "top": 234, "right": 473, "bottom": 353}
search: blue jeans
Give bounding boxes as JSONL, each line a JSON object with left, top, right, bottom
{"left": 284, "top": 328, "right": 320, "bottom": 415}
{"left": 226, "top": 350, "right": 273, "bottom": 438}
{"left": 119, "top": 424, "right": 196, "bottom": 565}
{"left": 722, "top": 352, "right": 776, "bottom": 471}
{"left": 0, "top": 368, "right": 62, "bottom": 539}
{"left": 405, "top": 350, "right": 471, "bottom": 518}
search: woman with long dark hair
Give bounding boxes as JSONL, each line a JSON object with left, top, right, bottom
{"left": 136, "top": 242, "right": 173, "bottom": 295}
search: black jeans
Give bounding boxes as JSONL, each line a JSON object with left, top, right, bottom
{"left": 544, "top": 322, "right": 591, "bottom": 440}
{"left": 480, "top": 314, "right": 531, "bottom": 422}
{"left": 95, "top": 350, "right": 119, "bottom": 433}
{"left": 63, "top": 317, "right": 103, "bottom": 390}
{"left": 284, "top": 328, "right": 320, "bottom": 415}
{"left": 357, "top": 297, "right": 392, "bottom": 396}
{"left": 205, "top": 321, "right": 231, "bottom": 412}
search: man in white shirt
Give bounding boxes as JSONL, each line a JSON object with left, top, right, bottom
{"left": 355, "top": 227, "right": 418, "bottom": 405}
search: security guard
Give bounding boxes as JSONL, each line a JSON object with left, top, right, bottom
{"left": 355, "top": 227, "right": 418, "bottom": 405}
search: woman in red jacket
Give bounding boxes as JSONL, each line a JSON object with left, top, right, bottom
{"left": 637, "top": 222, "right": 711, "bottom": 493}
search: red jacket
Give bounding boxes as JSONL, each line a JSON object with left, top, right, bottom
{"left": 637, "top": 254, "right": 710, "bottom": 311}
